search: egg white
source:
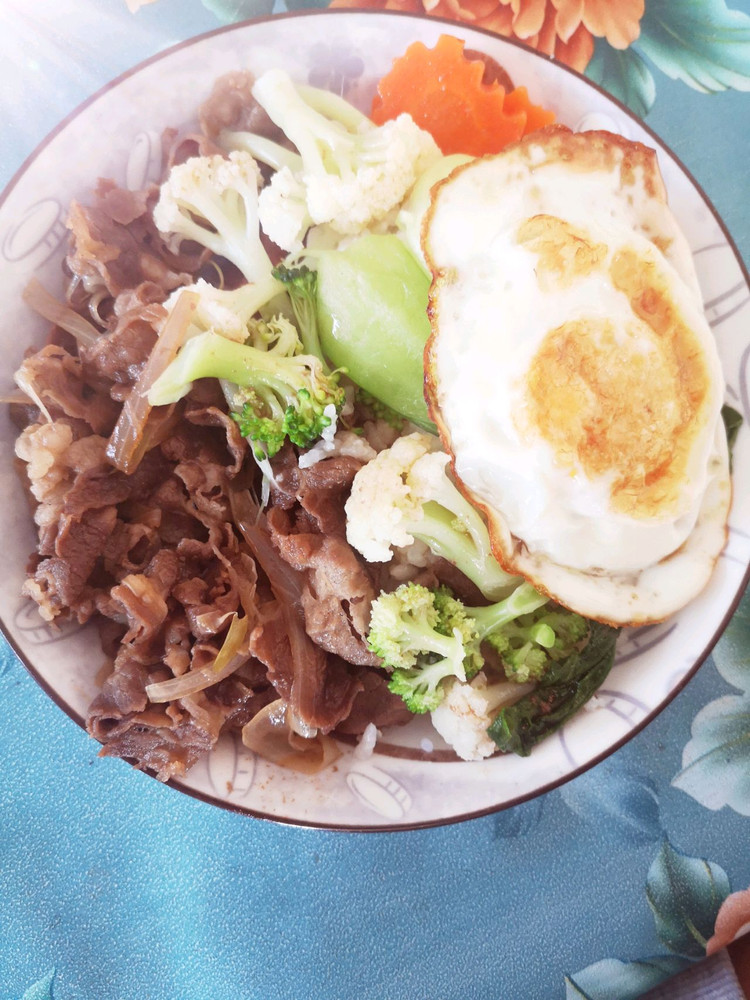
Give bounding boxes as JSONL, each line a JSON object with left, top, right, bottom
{"left": 423, "top": 129, "right": 731, "bottom": 625}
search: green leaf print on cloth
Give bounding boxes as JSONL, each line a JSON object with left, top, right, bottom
{"left": 712, "top": 586, "right": 750, "bottom": 690}
{"left": 200, "top": 0, "right": 274, "bottom": 22}
{"left": 637, "top": 0, "right": 750, "bottom": 93}
{"left": 646, "top": 839, "right": 730, "bottom": 958}
{"left": 585, "top": 42, "right": 657, "bottom": 118}
{"left": 672, "top": 590, "right": 750, "bottom": 814}
{"left": 558, "top": 762, "right": 663, "bottom": 846}
{"left": 564, "top": 956, "right": 689, "bottom": 1000}
{"left": 567, "top": 839, "right": 731, "bottom": 995}
{"left": 20, "top": 971, "right": 55, "bottom": 1000}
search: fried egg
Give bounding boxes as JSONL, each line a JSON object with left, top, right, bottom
{"left": 423, "top": 127, "right": 731, "bottom": 625}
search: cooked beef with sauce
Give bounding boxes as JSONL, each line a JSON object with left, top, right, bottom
{"left": 12, "top": 72, "right": 423, "bottom": 781}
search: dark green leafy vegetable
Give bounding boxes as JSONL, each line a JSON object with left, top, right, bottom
{"left": 488, "top": 621, "right": 620, "bottom": 756}
{"left": 722, "top": 403, "right": 743, "bottom": 469}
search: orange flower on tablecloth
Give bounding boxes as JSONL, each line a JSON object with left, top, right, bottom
{"left": 706, "top": 887, "right": 750, "bottom": 956}
{"left": 328, "top": 0, "right": 645, "bottom": 73}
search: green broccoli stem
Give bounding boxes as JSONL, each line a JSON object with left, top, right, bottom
{"left": 409, "top": 501, "right": 519, "bottom": 601}
{"left": 528, "top": 622, "right": 556, "bottom": 648}
{"left": 148, "top": 331, "right": 319, "bottom": 407}
{"left": 468, "top": 583, "right": 550, "bottom": 642}
{"left": 180, "top": 278, "right": 284, "bottom": 339}
{"left": 272, "top": 265, "right": 328, "bottom": 366}
{"left": 392, "top": 617, "right": 467, "bottom": 676}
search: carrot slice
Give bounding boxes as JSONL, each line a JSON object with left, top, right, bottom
{"left": 371, "top": 35, "right": 556, "bottom": 157}
{"left": 503, "top": 86, "right": 556, "bottom": 134}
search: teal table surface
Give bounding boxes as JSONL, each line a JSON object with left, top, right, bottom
{"left": 1, "top": 2, "right": 749, "bottom": 999}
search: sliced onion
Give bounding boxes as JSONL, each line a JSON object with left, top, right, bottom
{"left": 13, "top": 367, "right": 52, "bottom": 423}
{"left": 0, "top": 390, "right": 38, "bottom": 405}
{"left": 106, "top": 289, "right": 198, "bottom": 474}
{"left": 135, "top": 400, "right": 181, "bottom": 455}
{"left": 23, "top": 277, "right": 101, "bottom": 346}
{"left": 192, "top": 609, "right": 236, "bottom": 637}
{"left": 230, "top": 489, "right": 302, "bottom": 608}
{"left": 241, "top": 699, "right": 341, "bottom": 774}
{"left": 145, "top": 611, "right": 249, "bottom": 703}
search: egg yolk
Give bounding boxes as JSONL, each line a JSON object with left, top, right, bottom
{"left": 521, "top": 236, "right": 712, "bottom": 519}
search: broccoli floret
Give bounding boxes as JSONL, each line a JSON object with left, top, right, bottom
{"left": 485, "top": 605, "right": 590, "bottom": 683}
{"left": 461, "top": 581, "right": 551, "bottom": 682}
{"left": 488, "top": 621, "right": 619, "bottom": 756}
{"left": 388, "top": 660, "right": 461, "bottom": 715}
{"left": 346, "top": 431, "right": 519, "bottom": 600}
{"left": 489, "top": 633, "right": 550, "bottom": 683}
{"left": 271, "top": 264, "right": 327, "bottom": 364}
{"left": 367, "top": 581, "right": 546, "bottom": 713}
{"left": 366, "top": 582, "right": 476, "bottom": 714}
{"left": 219, "top": 69, "right": 441, "bottom": 252}
{"left": 366, "top": 580, "right": 588, "bottom": 714}
{"left": 147, "top": 330, "right": 345, "bottom": 458}
{"left": 153, "top": 151, "right": 281, "bottom": 291}
{"left": 237, "top": 384, "right": 336, "bottom": 453}
{"left": 432, "top": 616, "right": 613, "bottom": 760}
{"left": 367, "top": 582, "right": 468, "bottom": 671}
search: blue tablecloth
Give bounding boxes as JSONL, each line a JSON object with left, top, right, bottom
{"left": 1, "top": 3, "right": 749, "bottom": 998}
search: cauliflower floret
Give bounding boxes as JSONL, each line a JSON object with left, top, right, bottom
{"left": 161, "top": 278, "right": 286, "bottom": 344}
{"left": 303, "top": 114, "right": 441, "bottom": 233}
{"left": 258, "top": 165, "right": 312, "bottom": 254}
{"left": 244, "top": 69, "right": 442, "bottom": 251}
{"left": 345, "top": 429, "right": 517, "bottom": 599}
{"left": 431, "top": 673, "right": 534, "bottom": 761}
{"left": 344, "top": 431, "right": 441, "bottom": 562}
{"left": 153, "top": 151, "right": 278, "bottom": 288}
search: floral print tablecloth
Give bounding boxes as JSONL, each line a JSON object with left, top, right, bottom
{"left": 1, "top": 1, "right": 749, "bottom": 998}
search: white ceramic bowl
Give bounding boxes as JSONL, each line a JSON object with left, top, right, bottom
{"left": 1, "top": 10, "right": 748, "bottom": 830}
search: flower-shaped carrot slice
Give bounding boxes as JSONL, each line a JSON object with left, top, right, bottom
{"left": 371, "top": 34, "right": 555, "bottom": 157}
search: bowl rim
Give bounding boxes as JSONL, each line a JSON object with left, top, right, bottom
{"left": 2, "top": 6, "right": 748, "bottom": 833}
